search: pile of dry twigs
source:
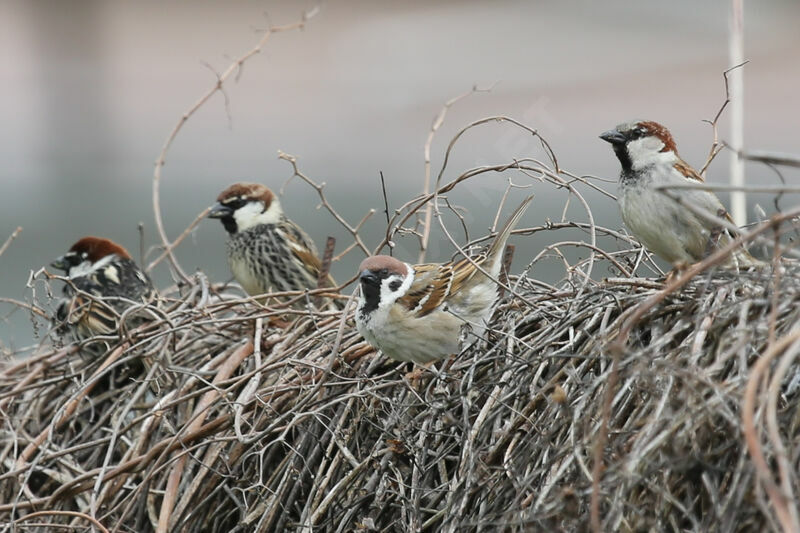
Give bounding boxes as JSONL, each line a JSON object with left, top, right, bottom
{"left": 2, "top": 228, "right": 800, "bottom": 531}
{"left": 2, "top": 15, "right": 800, "bottom": 529}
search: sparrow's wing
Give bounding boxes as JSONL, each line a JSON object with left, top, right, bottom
{"left": 77, "top": 297, "right": 119, "bottom": 335}
{"left": 672, "top": 158, "right": 759, "bottom": 264}
{"left": 398, "top": 257, "right": 484, "bottom": 318}
{"left": 78, "top": 259, "right": 155, "bottom": 301}
{"left": 58, "top": 288, "right": 119, "bottom": 335}
{"left": 275, "top": 219, "right": 338, "bottom": 287}
{"left": 281, "top": 219, "right": 320, "bottom": 257}
{"left": 673, "top": 159, "right": 737, "bottom": 226}
{"left": 397, "top": 195, "right": 532, "bottom": 317}
{"left": 396, "top": 263, "right": 447, "bottom": 316}
{"left": 674, "top": 159, "right": 705, "bottom": 183}
{"left": 71, "top": 260, "right": 153, "bottom": 331}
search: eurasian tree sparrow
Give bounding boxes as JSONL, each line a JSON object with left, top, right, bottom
{"left": 355, "top": 196, "right": 533, "bottom": 364}
{"left": 208, "top": 182, "right": 335, "bottom": 300}
{"left": 51, "top": 236, "right": 155, "bottom": 340}
{"left": 600, "top": 120, "right": 758, "bottom": 268}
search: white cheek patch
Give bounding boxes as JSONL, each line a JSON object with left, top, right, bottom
{"left": 233, "top": 199, "right": 283, "bottom": 231}
{"left": 68, "top": 260, "right": 95, "bottom": 278}
{"left": 627, "top": 137, "right": 676, "bottom": 171}
{"left": 233, "top": 202, "right": 265, "bottom": 231}
{"left": 68, "top": 254, "right": 117, "bottom": 279}
{"left": 378, "top": 267, "right": 414, "bottom": 309}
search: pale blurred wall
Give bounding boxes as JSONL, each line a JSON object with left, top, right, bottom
{"left": 1, "top": 0, "right": 799, "bottom": 351}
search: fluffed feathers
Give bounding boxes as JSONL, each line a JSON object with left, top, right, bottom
{"left": 208, "top": 182, "right": 336, "bottom": 300}
{"left": 600, "top": 120, "right": 760, "bottom": 269}
{"left": 51, "top": 236, "right": 155, "bottom": 340}
{"left": 356, "top": 195, "right": 533, "bottom": 364}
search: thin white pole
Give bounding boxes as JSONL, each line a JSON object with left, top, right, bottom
{"left": 729, "top": 0, "right": 746, "bottom": 225}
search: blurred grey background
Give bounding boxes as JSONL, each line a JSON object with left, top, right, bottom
{"left": 2, "top": 0, "right": 799, "bottom": 353}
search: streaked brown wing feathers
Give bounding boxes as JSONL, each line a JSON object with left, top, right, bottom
{"left": 674, "top": 159, "right": 737, "bottom": 225}
{"left": 291, "top": 246, "right": 322, "bottom": 275}
{"left": 397, "top": 263, "right": 442, "bottom": 315}
{"left": 674, "top": 159, "right": 705, "bottom": 183}
{"left": 399, "top": 255, "right": 486, "bottom": 317}
{"left": 277, "top": 223, "right": 334, "bottom": 284}
{"left": 65, "top": 294, "right": 118, "bottom": 335}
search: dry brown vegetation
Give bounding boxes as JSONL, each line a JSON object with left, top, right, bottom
{"left": 2, "top": 9, "right": 800, "bottom": 533}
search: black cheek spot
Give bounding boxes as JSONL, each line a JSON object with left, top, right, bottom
{"left": 220, "top": 216, "right": 238, "bottom": 234}
{"left": 388, "top": 280, "right": 402, "bottom": 292}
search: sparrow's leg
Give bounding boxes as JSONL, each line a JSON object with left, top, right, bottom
{"left": 705, "top": 211, "right": 728, "bottom": 258}
{"left": 404, "top": 362, "right": 435, "bottom": 384}
{"left": 403, "top": 355, "right": 457, "bottom": 387}
{"left": 665, "top": 261, "right": 690, "bottom": 284}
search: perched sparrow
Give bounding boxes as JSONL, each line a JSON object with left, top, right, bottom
{"left": 600, "top": 120, "right": 758, "bottom": 268}
{"left": 51, "top": 237, "right": 155, "bottom": 340}
{"left": 208, "top": 182, "right": 335, "bottom": 299}
{"left": 356, "top": 196, "right": 533, "bottom": 364}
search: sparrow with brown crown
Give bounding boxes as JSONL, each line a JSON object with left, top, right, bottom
{"left": 51, "top": 236, "right": 155, "bottom": 340}
{"left": 355, "top": 196, "right": 533, "bottom": 365}
{"left": 600, "top": 120, "right": 759, "bottom": 269}
{"left": 208, "top": 182, "right": 336, "bottom": 301}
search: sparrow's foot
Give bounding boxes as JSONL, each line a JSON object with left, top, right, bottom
{"left": 404, "top": 362, "right": 434, "bottom": 384}
{"left": 665, "top": 261, "right": 690, "bottom": 283}
{"left": 403, "top": 356, "right": 456, "bottom": 387}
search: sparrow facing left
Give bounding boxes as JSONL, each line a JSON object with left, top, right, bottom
{"left": 208, "top": 182, "right": 335, "bottom": 300}
{"left": 600, "top": 120, "right": 758, "bottom": 268}
{"left": 51, "top": 236, "right": 155, "bottom": 340}
{"left": 355, "top": 196, "right": 533, "bottom": 364}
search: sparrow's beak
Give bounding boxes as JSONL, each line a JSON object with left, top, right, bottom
{"left": 208, "top": 202, "right": 233, "bottom": 219}
{"left": 599, "top": 130, "right": 626, "bottom": 145}
{"left": 50, "top": 255, "right": 68, "bottom": 272}
{"left": 359, "top": 270, "right": 380, "bottom": 286}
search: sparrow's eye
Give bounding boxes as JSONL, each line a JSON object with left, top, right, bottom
{"left": 224, "top": 198, "right": 247, "bottom": 211}
{"left": 379, "top": 268, "right": 389, "bottom": 278}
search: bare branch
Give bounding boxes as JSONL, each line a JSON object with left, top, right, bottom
{"left": 698, "top": 61, "right": 749, "bottom": 176}
{"left": 419, "top": 84, "right": 495, "bottom": 262}
{"left": 0, "top": 226, "right": 22, "bottom": 259}
{"left": 151, "top": 9, "right": 319, "bottom": 283}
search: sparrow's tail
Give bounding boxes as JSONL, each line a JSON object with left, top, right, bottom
{"left": 485, "top": 195, "right": 534, "bottom": 275}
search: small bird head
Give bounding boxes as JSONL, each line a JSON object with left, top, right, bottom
{"left": 600, "top": 120, "right": 678, "bottom": 172}
{"left": 51, "top": 237, "right": 131, "bottom": 275}
{"left": 358, "top": 255, "right": 412, "bottom": 313}
{"left": 209, "top": 182, "right": 282, "bottom": 234}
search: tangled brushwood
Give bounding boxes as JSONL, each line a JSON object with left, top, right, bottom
{"left": 3, "top": 15, "right": 800, "bottom": 530}
{"left": 2, "top": 248, "right": 800, "bottom": 532}
{"left": 2, "top": 128, "right": 800, "bottom": 533}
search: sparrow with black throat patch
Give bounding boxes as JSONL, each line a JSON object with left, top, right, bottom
{"left": 51, "top": 236, "right": 155, "bottom": 341}
{"left": 600, "top": 120, "right": 759, "bottom": 269}
{"left": 355, "top": 195, "right": 533, "bottom": 365}
{"left": 208, "top": 182, "right": 336, "bottom": 302}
